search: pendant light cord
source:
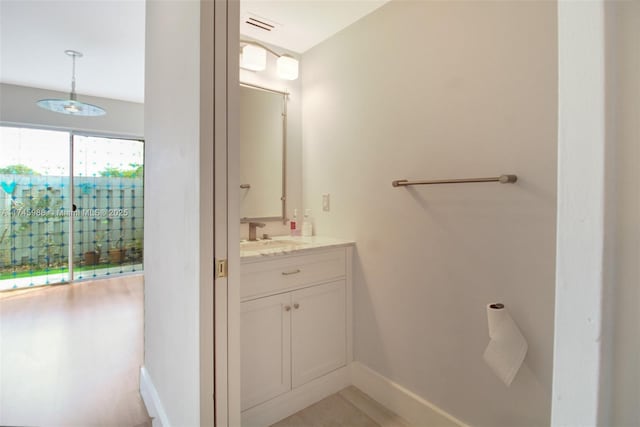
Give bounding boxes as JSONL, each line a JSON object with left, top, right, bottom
{"left": 70, "top": 53, "right": 77, "bottom": 101}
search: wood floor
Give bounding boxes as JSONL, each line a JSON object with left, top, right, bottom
{"left": 271, "top": 386, "right": 412, "bottom": 427}
{"left": 0, "top": 275, "right": 151, "bottom": 427}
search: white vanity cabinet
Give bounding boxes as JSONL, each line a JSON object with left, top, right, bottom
{"left": 290, "top": 280, "right": 346, "bottom": 388}
{"left": 240, "top": 243, "right": 353, "bottom": 426}
{"left": 241, "top": 293, "right": 292, "bottom": 411}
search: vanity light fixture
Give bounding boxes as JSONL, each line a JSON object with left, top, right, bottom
{"left": 37, "top": 50, "right": 106, "bottom": 117}
{"left": 240, "top": 40, "right": 299, "bottom": 81}
{"left": 241, "top": 44, "right": 267, "bottom": 71}
{"left": 276, "top": 55, "right": 298, "bottom": 80}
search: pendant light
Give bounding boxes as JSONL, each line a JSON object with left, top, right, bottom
{"left": 37, "top": 50, "right": 106, "bottom": 116}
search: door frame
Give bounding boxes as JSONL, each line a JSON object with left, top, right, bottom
{"left": 208, "top": 0, "right": 241, "bottom": 425}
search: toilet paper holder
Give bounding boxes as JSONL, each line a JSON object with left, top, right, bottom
{"left": 484, "top": 302, "right": 528, "bottom": 386}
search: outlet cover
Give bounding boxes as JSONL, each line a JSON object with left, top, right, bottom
{"left": 322, "top": 193, "right": 330, "bottom": 212}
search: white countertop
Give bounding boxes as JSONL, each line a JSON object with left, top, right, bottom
{"left": 240, "top": 235, "right": 354, "bottom": 261}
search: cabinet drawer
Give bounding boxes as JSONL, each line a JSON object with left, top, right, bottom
{"left": 241, "top": 248, "right": 346, "bottom": 300}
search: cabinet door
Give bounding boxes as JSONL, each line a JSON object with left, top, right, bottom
{"left": 291, "top": 280, "right": 346, "bottom": 388}
{"left": 241, "top": 293, "right": 291, "bottom": 410}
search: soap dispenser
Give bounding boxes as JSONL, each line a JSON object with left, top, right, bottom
{"left": 302, "top": 209, "right": 313, "bottom": 237}
{"left": 290, "top": 208, "right": 299, "bottom": 237}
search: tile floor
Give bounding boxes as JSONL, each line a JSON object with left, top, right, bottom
{"left": 271, "top": 386, "right": 412, "bottom": 427}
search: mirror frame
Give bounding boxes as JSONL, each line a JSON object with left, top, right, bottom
{"left": 239, "top": 82, "right": 288, "bottom": 224}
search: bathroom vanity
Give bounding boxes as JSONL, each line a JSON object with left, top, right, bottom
{"left": 240, "top": 236, "right": 354, "bottom": 426}
{"left": 238, "top": 82, "right": 355, "bottom": 426}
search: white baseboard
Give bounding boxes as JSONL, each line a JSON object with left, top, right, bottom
{"left": 140, "top": 366, "right": 171, "bottom": 427}
{"left": 351, "top": 362, "right": 468, "bottom": 427}
{"left": 242, "top": 365, "right": 351, "bottom": 427}
{"left": 140, "top": 361, "right": 463, "bottom": 427}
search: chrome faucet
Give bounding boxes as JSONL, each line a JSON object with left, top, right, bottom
{"left": 248, "top": 222, "right": 266, "bottom": 241}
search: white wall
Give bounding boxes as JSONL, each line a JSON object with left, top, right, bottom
{"left": 239, "top": 40, "right": 302, "bottom": 239}
{"left": 302, "top": 1, "right": 557, "bottom": 426}
{"left": 611, "top": 1, "right": 640, "bottom": 424}
{"left": 144, "top": 1, "right": 202, "bottom": 425}
{"left": 0, "top": 83, "right": 143, "bottom": 136}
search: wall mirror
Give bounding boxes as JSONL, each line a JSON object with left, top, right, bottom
{"left": 239, "top": 83, "right": 287, "bottom": 223}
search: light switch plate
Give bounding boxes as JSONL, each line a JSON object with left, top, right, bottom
{"left": 322, "top": 193, "right": 330, "bottom": 212}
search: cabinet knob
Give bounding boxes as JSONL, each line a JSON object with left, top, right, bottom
{"left": 284, "top": 305, "right": 291, "bottom": 312}
{"left": 293, "top": 303, "right": 300, "bottom": 309}
{"left": 282, "top": 269, "right": 301, "bottom": 276}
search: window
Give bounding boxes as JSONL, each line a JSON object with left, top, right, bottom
{"left": 0, "top": 126, "right": 144, "bottom": 291}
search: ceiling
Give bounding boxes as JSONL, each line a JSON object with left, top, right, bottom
{"left": 0, "top": 0, "right": 146, "bottom": 103}
{"left": 0, "top": 0, "right": 389, "bottom": 104}
{"left": 240, "top": 1, "right": 390, "bottom": 54}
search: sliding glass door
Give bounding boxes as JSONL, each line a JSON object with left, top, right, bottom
{"left": 0, "top": 125, "right": 144, "bottom": 291}
{"left": 0, "top": 127, "right": 70, "bottom": 290}
{"left": 73, "top": 135, "right": 144, "bottom": 280}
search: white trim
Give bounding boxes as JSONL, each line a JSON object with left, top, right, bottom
{"left": 139, "top": 366, "right": 171, "bottom": 427}
{"left": 351, "top": 362, "right": 467, "bottom": 427}
{"left": 552, "top": 1, "right": 609, "bottom": 424}
{"left": 226, "top": 1, "right": 242, "bottom": 425}
{"left": 346, "top": 247, "right": 354, "bottom": 363}
{"left": 211, "top": 0, "right": 241, "bottom": 424}
{"left": 241, "top": 365, "right": 351, "bottom": 427}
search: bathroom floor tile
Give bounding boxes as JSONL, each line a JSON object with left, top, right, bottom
{"left": 270, "top": 386, "right": 411, "bottom": 427}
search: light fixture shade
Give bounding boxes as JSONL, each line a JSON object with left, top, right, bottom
{"left": 241, "top": 44, "right": 267, "bottom": 71}
{"left": 37, "top": 99, "right": 106, "bottom": 116}
{"left": 277, "top": 55, "right": 299, "bottom": 80}
{"left": 36, "top": 50, "right": 106, "bottom": 117}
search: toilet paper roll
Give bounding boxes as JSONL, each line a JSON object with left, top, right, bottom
{"left": 483, "top": 303, "right": 528, "bottom": 386}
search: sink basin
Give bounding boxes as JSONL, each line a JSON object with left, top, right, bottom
{"left": 240, "top": 239, "right": 306, "bottom": 252}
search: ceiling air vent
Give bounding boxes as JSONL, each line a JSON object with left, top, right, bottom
{"left": 244, "top": 14, "right": 277, "bottom": 32}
